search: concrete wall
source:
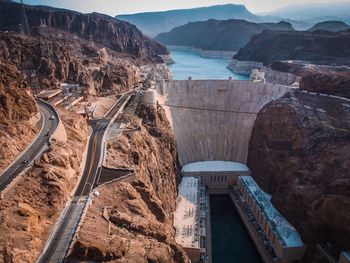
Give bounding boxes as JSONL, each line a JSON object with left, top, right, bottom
{"left": 144, "top": 80, "right": 290, "bottom": 165}
{"left": 183, "top": 171, "right": 250, "bottom": 190}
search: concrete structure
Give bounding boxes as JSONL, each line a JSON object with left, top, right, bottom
{"left": 250, "top": 69, "right": 266, "bottom": 84}
{"left": 173, "top": 177, "right": 208, "bottom": 263}
{"left": 182, "top": 161, "right": 250, "bottom": 191}
{"left": 143, "top": 79, "right": 290, "bottom": 165}
{"left": 37, "top": 89, "right": 61, "bottom": 100}
{"left": 233, "top": 176, "right": 305, "bottom": 262}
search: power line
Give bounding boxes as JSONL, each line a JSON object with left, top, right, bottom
{"left": 141, "top": 102, "right": 260, "bottom": 115}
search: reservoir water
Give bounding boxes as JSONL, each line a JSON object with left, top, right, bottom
{"left": 210, "top": 195, "right": 262, "bottom": 263}
{"left": 168, "top": 49, "right": 249, "bottom": 80}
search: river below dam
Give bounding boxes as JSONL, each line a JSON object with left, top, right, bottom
{"left": 210, "top": 195, "right": 262, "bottom": 263}
{"left": 168, "top": 49, "right": 249, "bottom": 80}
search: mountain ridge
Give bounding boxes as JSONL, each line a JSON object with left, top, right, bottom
{"left": 155, "top": 19, "right": 294, "bottom": 52}
{"left": 116, "top": 4, "right": 259, "bottom": 37}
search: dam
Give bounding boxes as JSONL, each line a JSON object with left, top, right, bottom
{"left": 143, "top": 79, "right": 305, "bottom": 263}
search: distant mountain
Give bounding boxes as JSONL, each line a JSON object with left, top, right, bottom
{"left": 155, "top": 19, "right": 294, "bottom": 52}
{"left": 308, "top": 21, "right": 350, "bottom": 32}
{"left": 234, "top": 30, "right": 350, "bottom": 66}
{"left": 266, "top": 1, "right": 350, "bottom": 26}
{"left": 116, "top": 4, "right": 259, "bottom": 37}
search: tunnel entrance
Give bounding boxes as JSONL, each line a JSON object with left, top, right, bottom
{"left": 210, "top": 195, "right": 262, "bottom": 263}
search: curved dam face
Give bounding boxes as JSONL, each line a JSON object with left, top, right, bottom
{"left": 144, "top": 80, "right": 290, "bottom": 165}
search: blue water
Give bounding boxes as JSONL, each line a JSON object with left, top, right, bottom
{"left": 168, "top": 49, "right": 249, "bottom": 80}
{"left": 210, "top": 195, "right": 262, "bottom": 263}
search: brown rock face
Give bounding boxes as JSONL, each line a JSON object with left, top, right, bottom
{"left": 0, "top": 31, "right": 142, "bottom": 95}
{"left": 248, "top": 91, "right": 350, "bottom": 262}
{"left": 300, "top": 70, "right": 350, "bottom": 99}
{"left": 0, "top": 109, "right": 88, "bottom": 263}
{"left": 69, "top": 104, "right": 189, "bottom": 262}
{"left": 0, "top": 0, "right": 168, "bottom": 58}
{"left": 271, "top": 61, "right": 350, "bottom": 99}
{"left": 0, "top": 62, "right": 39, "bottom": 170}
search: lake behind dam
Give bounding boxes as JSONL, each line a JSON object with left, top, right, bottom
{"left": 168, "top": 49, "right": 249, "bottom": 80}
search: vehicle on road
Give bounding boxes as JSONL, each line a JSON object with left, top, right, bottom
{"left": 49, "top": 115, "right": 56, "bottom": 120}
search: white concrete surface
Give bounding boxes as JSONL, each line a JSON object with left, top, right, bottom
{"left": 144, "top": 80, "right": 290, "bottom": 165}
{"left": 182, "top": 161, "right": 249, "bottom": 173}
{"left": 174, "top": 177, "right": 200, "bottom": 249}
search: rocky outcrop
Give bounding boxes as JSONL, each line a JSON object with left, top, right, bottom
{"left": 0, "top": 31, "right": 140, "bottom": 95}
{"left": 0, "top": 62, "right": 39, "bottom": 170}
{"left": 156, "top": 20, "right": 294, "bottom": 52}
{"left": 0, "top": 109, "right": 88, "bottom": 262}
{"left": 300, "top": 69, "right": 350, "bottom": 99}
{"left": 308, "top": 21, "right": 350, "bottom": 32}
{"left": 269, "top": 60, "right": 350, "bottom": 98}
{"left": 234, "top": 29, "right": 350, "bottom": 66}
{"left": 228, "top": 59, "right": 299, "bottom": 85}
{"left": 69, "top": 104, "right": 189, "bottom": 262}
{"left": 0, "top": 0, "right": 168, "bottom": 58}
{"left": 248, "top": 91, "right": 350, "bottom": 262}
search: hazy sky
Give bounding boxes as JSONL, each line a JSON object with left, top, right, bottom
{"left": 17, "top": 0, "right": 335, "bottom": 16}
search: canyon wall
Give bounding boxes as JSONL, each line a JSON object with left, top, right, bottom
{"left": 69, "top": 103, "right": 188, "bottom": 262}
{"left": 0, "top": 31, "right": 140, "bottom": 95}
{"left": 144, "top": 80, "right": 290, "bottom": 166}
{"left": 0, "top": 0, "right": 168, "bottom": 59}
{"left": 0, "top": 62, "right": 39, "bottom": 171}
{"left": 248, "top": 91, "right": 350, "bottom": 262}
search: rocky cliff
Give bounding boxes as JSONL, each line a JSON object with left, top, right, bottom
{"left": 270, "top": 61, "right": 350, "bottom": 98}
{"left": 248, "top": 91, "right": 350, "bottom": 262}
{"left": 0, "top": 62, "right": 39, "bottom": 170}
{"left": 234, "top": 29, "right": 350, "bottom": 66}
{"left": 0, "top": 109, "right": 88, "bottom": 262}
{"left": 0, "top": 0, "right": 168, "bottom": 58}
{"left": 0, "top": 31, "right": 141, "bottom": 95}
{"left": 68, "top": 104, "right": 188, "bottom": 262}
{"left": 156, "top": 19, "right": 294, "bottom": 52}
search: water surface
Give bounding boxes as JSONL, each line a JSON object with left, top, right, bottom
{"left": 168, "top": 49, "right": 249, "bottom": 80}
{"left": 210, "top": 195, "right": 262, "bottom": 263}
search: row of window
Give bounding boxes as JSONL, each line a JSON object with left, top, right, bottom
{"left": 239, "top": 184, "right": 277, "bottom": 245}
{"left": 209, "top": 174, "right": 228, "bottom": 183}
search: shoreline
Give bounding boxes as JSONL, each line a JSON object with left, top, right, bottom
{"left": 167, "top": 45, "right": 236, "bottom": 60}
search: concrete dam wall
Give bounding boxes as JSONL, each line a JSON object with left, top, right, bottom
{"left": 143, "top": 80, "right": 291, "bottom": 166}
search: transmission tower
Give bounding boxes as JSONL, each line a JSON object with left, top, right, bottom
{"left": 39, "top": 19, "right": 54, "bottom": 59}
{"left": 61, "top": 83, "right": 80, "bottom": 111}
{"left": 30, "top": 70, "right": 40, "bottom": 90}
{"left": 89, "top": 34, "right": 95, "bottom": 47}
{"left": 20, "top": 0, "right": 31, "bottom": 36}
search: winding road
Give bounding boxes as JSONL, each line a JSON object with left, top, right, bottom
{"left": 0, "top": 100, "right": 58, "bottom": 192}
{"left": 37, "top": 91, "right": 134, "bottom": 263}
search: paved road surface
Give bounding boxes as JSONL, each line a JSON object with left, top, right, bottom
{"left": 0, "top": 100, "right": 58, "bottom": 192}
{"left": 37, "top": 92, "right": 133, "bottom": 263}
